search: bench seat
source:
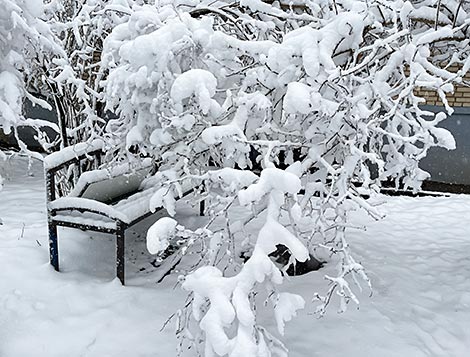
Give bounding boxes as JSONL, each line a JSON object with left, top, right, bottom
{"left": 53, "top": 212, "right": 117, "bottom": 231}
{"left": 50, "top": 179, "right": 194, "bottom": 225}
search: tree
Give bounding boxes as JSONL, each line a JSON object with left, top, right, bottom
{"left": 101, "top": 0, "right": 470, "bottom": 355}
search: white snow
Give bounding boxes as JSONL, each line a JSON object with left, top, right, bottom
{"left": 170, "top": 69, "right": 218, "bottom": 115}
{"left": 414, "top": 27, "right": 454, "bottom": 46}
{"left": 149, "top": 187, "right": 177, "bottom": 216}
{"left": 146, "top": 217, "right": 177, "bottom": 254}
{"left": 201, "top": 124, "right": 246, "bottom": 145}
{"left": 0, "top": 71, "right": 22, "bottom": 133}
{"left": 44, "top": 139, "right": 104, "bottom": 169}
{"left": 238, "top": 168, "right": 301, "bottom": 206}
{"left": 200, "top": 167, "right": 258, "bottom": 191}
{"left": 256, "top": 217, "right": 309, "bottom": 262}
{"left": 2, "top": 157, "right": 470, "bottom": 356}
{"left": 283, "top": 82, "right": 312, "bottom": 115}
{"left": 274, "top": 292, "right": 305, "bottom": 336}
{"left": 50, "top": 196, "right": 130, "bottom": 223}
{"left": 283, "top": 81, "right": 338, "bottom": 116}
{"left": 430, "top": 127, "right": 456, "bottom": 150}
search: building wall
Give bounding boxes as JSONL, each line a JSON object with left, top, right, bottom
{"left": 419, "top": 106, "right": 470, "bottom": 185}
{"left": 416, "top": 65, "right": 470, "bottom": 107}
{"left": 414, "top": 66, "right": 470, "bottom": 185}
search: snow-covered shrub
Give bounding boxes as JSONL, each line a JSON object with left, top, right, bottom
{"left": 0, "top": 0, "right": 62, "bottom": 156}
{"left": 43, "top": 0, "right": 136, "bottom": 147}
{"left": 102, "top": 1, "right": 470, "bottom": 355}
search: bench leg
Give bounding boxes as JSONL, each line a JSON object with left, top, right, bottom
{"left": 116, "top": 223, "right": 125, "bottom": 285}
{"left": 199, "top": 199, "right": 205, "bottom": 217}
{"left": 49, "top": 221, "right": 59, "bottom": 271}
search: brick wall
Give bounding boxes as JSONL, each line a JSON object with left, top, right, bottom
{"left": 416, "top": 66, "right": 470, "bottom": 107}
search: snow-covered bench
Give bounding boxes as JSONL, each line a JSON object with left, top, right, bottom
{"left": 45, "top": 140, "right": 202, "bottom": 284}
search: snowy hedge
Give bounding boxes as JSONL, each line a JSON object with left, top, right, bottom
{"left": 100, "top": 0, "right": 470, "bottom": 355}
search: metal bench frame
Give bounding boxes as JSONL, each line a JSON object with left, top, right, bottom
{"left": 45, "top": 147, "right": 204, "bottom": 285}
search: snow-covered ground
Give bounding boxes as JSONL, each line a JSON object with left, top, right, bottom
{"left": 1, "top": 157, "right": 470, "bottom": 357}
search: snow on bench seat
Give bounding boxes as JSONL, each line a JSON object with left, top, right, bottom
{"left": 50, "top": 196, "right": 131, "bottom": 223}
{"left": 112, "top": 186, "right": 160, "bottom": 224}
{"left": 54, "top": 212, "right": 118, "bottom": 230}
{"left": 50, "top": 187, "right": 160, "bottom": 225}
{"left": 50, "top": 176, "right": 196, "bottom": 226}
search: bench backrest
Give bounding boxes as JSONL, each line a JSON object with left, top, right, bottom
{"left": 72, "top": 165, "right": 152, "bottom": 204}
{"left": 45, "top": 153, "right": 103, "bottom": 204}
{"left": 45, "top": 140, "right": 154, "bottom": 205}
